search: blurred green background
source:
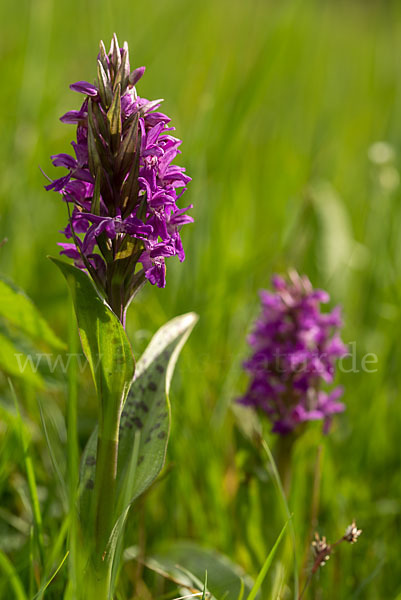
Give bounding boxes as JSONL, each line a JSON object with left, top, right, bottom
{"left": 1, "top": 0, "right": 401, "bottom": 597}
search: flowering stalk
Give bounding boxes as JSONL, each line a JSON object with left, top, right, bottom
{"left": 239, "top": 271, "right": 347, "bottom": 435}
{"left": 238, "top": 271, "right": 347, "bottom": 490}
{"left": 47, "top": 35, "right": 194, "bottom": 599}
{"left": 299, "top": 521, "right": 362, "bottom": 599}
{"left": 46, "top": 33, "right": 192, "bottom": 325}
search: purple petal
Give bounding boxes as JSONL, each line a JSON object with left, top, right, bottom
{"left": 60, "top": 109, "right": 88, "bottom": 124}
{"left": 149, "top": 243, "right": 175, "bottom": 258}
{"left": 58, "top": 243, "right": 80, "bottom": 260}
{"left": 70, "top": 81, "right": 98, "bottom": 96}
{"left": 45, "top": 174, "right": 71, "bottom": 192}
{"left": 51, "top": 153, "right": 77, "bottom": 169}
{"left": 73, "top": 168, "right": 94, "bottom": 184}
{"left": 144, "top": 111, "right": 171, "bottom": 127}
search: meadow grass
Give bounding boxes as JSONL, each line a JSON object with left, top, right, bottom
{"left": 0, "top": 0, "right": 401, "bottom": 597}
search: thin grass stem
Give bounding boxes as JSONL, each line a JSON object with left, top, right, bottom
{"left": 261, "top": 438, "right": 299, "bottom": 599}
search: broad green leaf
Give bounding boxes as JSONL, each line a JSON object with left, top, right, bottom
{"left": 79, "top": 312, "right": 198, "bottom": 515}
{"left": 147, "top": 542, "right": 255, "bottom": 600}
{"left": 124, "top": 546, "right": 213, "bottom": 599}
{"left": 0, "top": 333, "right": 44, "bottom": 388}
{"left": 0, "top": 277, "right": 65, "bottom": 350}
{"left": 50, "top": 258, "right": 134, "bottom": 416}
{"left": 118, "top": 312, "right": 198, "bottom": 502}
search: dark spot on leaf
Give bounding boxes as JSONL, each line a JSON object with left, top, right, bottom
{"left": 156, "top": 364, "right": 163, "bottom": 373}
{"left": 156, "top": 399, "right": 163, "bottom": 407}
{"left": 157, "top": 431, "right": 167, "bottom": 440}
{"left": 145, "top": 436, "right": 151, "bottom": 443}
{"left": 131, "top": 416, "right": 143, "bottom": 428}
{"left": 126, "top": 422, "right": 133, "bottom": 429}
{"left": 151, "top": 422, "right": 161, "bottom": 431}
{"left": 138, "top": 455, "right": 144, "bottom": 465}
{"left": 85, "top": 479, "right": 94, "bottom": 490}
{"left": 85, "top": 455, "right": 96, "bottom": 466}
{"left": 138, "top": 400, "right": 149, "bottom": 413}
{"left": 148, "top": 381, "right": 157, "bottom": 392}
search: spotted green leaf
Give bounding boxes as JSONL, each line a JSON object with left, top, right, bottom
{"left": 49, "top": 258, "right": 134, "bottom": 417}
{"left": 130, "top": 542, "right": 255, "bottom": 600}
{"left": 80, "top": 312, "right": 198, "bottom": 516}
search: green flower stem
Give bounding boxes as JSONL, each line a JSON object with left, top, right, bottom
{"left": 81, "top": 393, "right": 128, "bottom": 600}
{"left": 108, "top": 281, "right": 124, "bottom": 325}
{"left": 94, "top": 436, "right": 118, "bottom": 553}
{"left": 94, "top": 405, "right": 122, "bottom": 556}
{"left": 89, "top": 399, "right": 123, "bottom": 599}
{"left": 67, "top": 306, "right": 79, "bottom": 596}
{"left": 275, "top": 433, "right": 296, "bottom": 496}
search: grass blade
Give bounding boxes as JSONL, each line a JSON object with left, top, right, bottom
{"left": 246, "top": 521, "right": 288, "bottom": 600}
{"left": 38, "top": 400, "right": 68, "bottom": 509}
{"left": 261, "top": 438, "right": 298, "bottom": 598}
{"left": 0, "top": 550, "right": 28, "bottom": 600}
{"left": 202, "top": 571, "right": 208, "bottom": 600}
{"left": 32, "top": 551, "right": 69, "bottom": 600}
{"left": 237, "top": 579, "right": 245, "bottom": 600}
{"left": 9, "top": 379, "right": 45, "bottom": 567}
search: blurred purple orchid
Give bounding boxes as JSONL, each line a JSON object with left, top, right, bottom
{"left": 238, "top": 271, "right": 347, "bottom": 435}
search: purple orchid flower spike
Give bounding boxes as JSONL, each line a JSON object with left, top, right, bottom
{"left": 238, "top": 270, "right": 347, "bottom": 435}
{"left": 45, "top": 33, "right": 192, "bottom": 323}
